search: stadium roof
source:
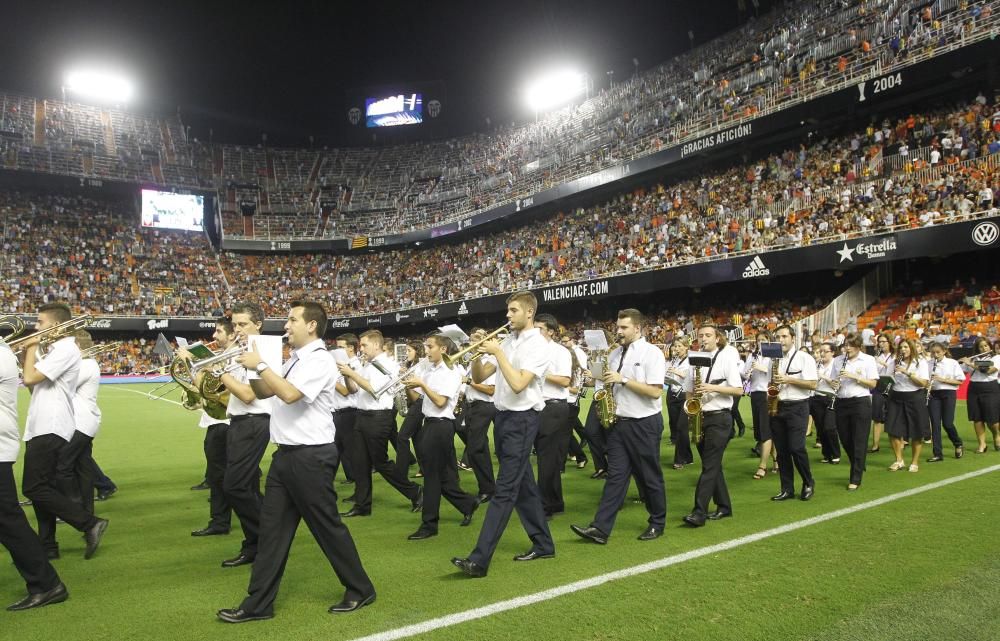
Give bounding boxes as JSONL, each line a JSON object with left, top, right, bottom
{"left": 0, "top": 0, "right": 773, "bottom": 146}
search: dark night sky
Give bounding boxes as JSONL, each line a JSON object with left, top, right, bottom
{"left": 1, "top": 0, "right": 775, "bottom": 146}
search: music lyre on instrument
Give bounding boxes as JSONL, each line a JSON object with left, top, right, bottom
{"left": 443, "top": 322, "right": 511, "bottom": 368}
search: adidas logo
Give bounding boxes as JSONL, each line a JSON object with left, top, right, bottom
{"left": 742, "top": 255, "right": 770, "bottom": 278}
{"left": 457, "top": 301, "right": 469, "bottom": 315}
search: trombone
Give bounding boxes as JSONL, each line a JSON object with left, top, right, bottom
{"left": 81, "top": 341, "right": 123, "bottom": 360}
{"left": 443, "top": 322, "right": 511, "bottom": 368}
{"left": 6, "top": 315, "right": 95, "bottom": 355}
{"left": 0, "top": 315, "right": 27, "bottom": 344}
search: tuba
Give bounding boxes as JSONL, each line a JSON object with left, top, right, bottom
{"left": 684, "top": 365, "right": 703, "bottom": 444}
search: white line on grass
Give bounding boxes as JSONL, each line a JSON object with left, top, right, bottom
{"left": 348, "top": 463, "right": 1000, "bottom": 641}
{"left": 106, "top": 385, "right": 185, "bottom": 407}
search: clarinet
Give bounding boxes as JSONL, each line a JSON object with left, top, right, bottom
{"left": 828, "top": 356, "right": 848, "bottom": 411}
{"left": 926, "top": 358, "right": 937, "bottom": 406}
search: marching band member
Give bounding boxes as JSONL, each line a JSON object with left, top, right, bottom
{"left": 333, "top": 333, "right": 362, "bottom": 487}
{"left": 830, "top": 335, "right": 879, "bottom": 490}
{"left": 463, "top": 328, "right": 498, "bottom": 503}
{"left": 681, "top": 324, "right": 743, "bottom": 527}
{"left": 560, "top": 334, "right": 589, "bottom": 471}
{"left": 810, "top": 342, "right": 841, "bottom": 464}
{"left": 214, "top": 302, "right": 271, "bottom": 568}
{"left": 218, "top": 301, "right": 375, "bottom": 622}
{"left": 925, "top": 342, "right": 966, "bottom": 462}
{"left": 870, "top": 333, "right": 895, "bottom": 452}
{"left": 452, "top": 291, "right": 554, "bottom": 578}
{"left": 580, "top": 329, "right": 616, "bottom": 479}
{"left": 886, "top": 339, "right": 929, "bottom": 472}
{"left": 666, "top": 337, "right": 692, "bottom": 469}
{"left": 533, "top": 314, "right": 572, "bottom": 520}
{"left": 20, "top": 303, "right": 107, "bottom": 560}
{"left": 1, "top": 324, "right": 66, "bottom": 610}
{"left": 58, "top": 331, "right": 103, "bottom": 516}
{"left": 767, "top": 325, "right": 817, "bottom": 502}
{"left": 959, "top": 337, "right": 1000, "bottom": 453}
{"left": 392, "top": 340, "right": 425, "bottom": 480}
{"left": 571, "top": 309, "right": 667, "bottom": 544}
{"left": 339, "top": 330, "right": 423, "bottom": 517}
{"left": 402, "top": 335, "right": 478, "bottom": 540}
{"left": 742, "top": 332, "right": 773, "bottom": 479}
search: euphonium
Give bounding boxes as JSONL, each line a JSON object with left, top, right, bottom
{"left": 684, "top": 365, "right": 703, "bottom": 444}
{"left": 169, "top": 353, "right": 204, "bottom": 412}
{"left": 767, "top": 356, "right": 780, "bottom": 416}
{"left": 197, "top": 371, "right": 231, "bottom": 421}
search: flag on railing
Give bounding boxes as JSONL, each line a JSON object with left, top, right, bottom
{"left": 351, "top": 237, "right": 368, "bottom": 249}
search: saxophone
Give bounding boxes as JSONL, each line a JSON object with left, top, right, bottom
{"left": 591, "top": 349, "right": 616, "bottom": 428}
{"left": 767, "top": 356, "right": 780, "bottom": 416}
{"left": 684, "top": 366, "right": 703, "bottom": 444}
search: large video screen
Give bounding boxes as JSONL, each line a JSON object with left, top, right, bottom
{"left": 365, "top": 93, "right": 423, "bottom": 128}
{"left": 141, "top": 189, "right": 204, "bottom": 232}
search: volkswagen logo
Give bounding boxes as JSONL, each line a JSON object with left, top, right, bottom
{"left": 972, "top": 222, "right": 999, "bottom": 246}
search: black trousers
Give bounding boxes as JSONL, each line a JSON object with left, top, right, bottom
{"left": 731, "top": 395, "right": 747, "bottom": 435}
{"left": 1, "top": 462, "right": 61, "bottom": 594}
{"left": 239, "top": 444, "right": 374, "bottom": 616}
{"left": 535, "top": 400, "right": 570, "bottom": 515}
{"left": 225, "top": 414, "right": 270, "bottom": 557}
{"left": 928, "top": 390, "right": 963, "bottom": 457}
{"left": 834, "top": 396, "right": 872, "bottom": 486}
{"left": 808, "top": 396, "right": 841, "bottom": 461}
{"left": 333, "top": 408, "right": 359, "bottom": 482}
{"left": 770, "top": 400, "right": 814, "bottom": 493}
{"left": 22, "top": 434, "right": 97, "bottom": 554}
{"left": 55, "top": 430, "right": 96, "bottom": 514}
{"left": 469, "top": 410, "right": 553, "bottom": 568}
{"left": 582, "top": 402, "right": 609, "bottom": 473}
{"left": 464, "top": 400, "right": 496, "bottom": 496}
{"left": 393, "top": 402, "right": 424, "bottom": 479}
{"left": 205, "top": 423, "right": 232, "bottom": 530}
{"left": 566, "top": 403, "right": 588, "bottom": 463}
{"left": 667, "top": 397, "right": 692, "bottom": 465}
{"left": 91, "top": 459, "right": 116, "bottom": 493}
{"left": 749, "top": 391, "right": 771, "bottom": 442}
{"left": 416, "top": 418, "right": 476, "bottom": 532}
{"left": 592, "top": 414, "right": 666, "bottom": 535}
{"left": 355, "top": 409, "right": 421, "bottom": 512}
{"left": 692, "top": 411, "right": 733, "bottom": 517}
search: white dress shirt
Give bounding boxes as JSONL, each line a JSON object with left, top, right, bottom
{"left": 666, "top": 357, "right": 689, "bottom": 399}
{"left": 684, "top": 345, "right": 743, "bottom": 412}
{"left": 892, "top": 357, "right": 930, "bottom": 392}
{"left": 541, "top": 341, "right": 572, "bottom": 401}
{"left": 493, "top": 327, "right": 548, "bottom": 412}
{"left": 742, "top": 354, "right": 772, "bottom": 393}
{"left": 270, "top": 339, "right": 338, "bottom": 446}
{"left": 773, "top": 348, "right": 817, "bottom": 402}
{"left": 814, "top": 359, "right": 837, "bottom": 396}
{"left": 875, "top": 352, "right": 895, "bottom": 377}
{"left": 0, "top": 344, "right": 20, "bottom": 462}
{"left": 198, "top": 409, "right": 231, "bottom": 428}
{"left": 227, "top": 365, "right": 272, "bottom": 417}
{"left": 929, "top": 357, "right": 965, "bottom": 391}
{"left": 332, "top": 355, "right": 362, "bottom": 410}
{"left": 25, "top": 336, "right": 80, "bottom": 442}
{"left": 832, "top": 352, "right": 880, "bottom": 398}
{"left": 465, "top": 355, "right": 497, "bottom": 402}
{"left": 73, "top": 358, "right": 102, "bottom": 438}
{"left": 610, "top": 337, "right": 666, "bottom": 419}
{"left": 421, "top": 360, "right": 463, "bottom": 419}
{"left": 356, "top": 353, "right": 394, "bottom": 411}
{"left": 968, "top": 354, "right": 1000, "bottom": 383}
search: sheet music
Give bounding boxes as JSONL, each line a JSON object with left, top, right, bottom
{"left": 584, "top": 330, "right": 608, "bottom": 351}
{"left": 438, "top": 324, "right": 470, "bottom": 345}
{"left": 330, "top": 347, "right": 350, "bottom": 364}
{"left": 246, "top": 335, "right": 283, "bottom": 380}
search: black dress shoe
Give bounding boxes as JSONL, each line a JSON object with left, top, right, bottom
{"left": 926, "top": 455, "right": 944, "bottom": 463}
{"left": 955, "top": 446, "right": 964, "bottom": 459}
{"left": 46, "top": 549, "right": 60, "bottom": 560}
{"left": 590, "top": 469, "right": 607, "bottom": 479}
{"left": 800, "top": 486, "right": 814, "bottom": 501}
{"left": 328, "top": 592, "right": 376, "bottom": 613}
{"left": 217, "top": 608, "right": 273, "bottom": 623}
{"left": 192, "top": 526, "right": 230, "bottom": 537}
{"left": 339, "top": 479, "right": 355, "bottom": 485}
{"left": 96, "top": 487, "right": 117, "bottom": 501}
{"left": 341, "top": 494, "right": 356, "bottom": 503}
{"left": 411, "top": 487, "right": 423, "bottom": 513}
{"left": 707, "top": 510, "right": 732, "bottom": 521}
{"left": 461, "top": 502, "right": 478, "bottom": 526}
{"left": 637, "top": 526, "right": 662, "bottom": 541}
{"left": 576, "top": 458, "right": 588, "bottom": 469}
{"left": 771, "top": 490, "right": 795, "bottom": 501}
{"left": 6, "top": 583, "right": 68, "bottom": 611}
{"left": 341, "top": 507, "right": 371, "bottom": 517}
{"left": 750, "top": 446, "right": 761, "bottom": 457}
{"left": 221, "top": 553, "right": 255, "bottom": 568}
{"left": 191, "top": 481, "right": 210, "bottom": 491}
{"left": 407, "top": 529, "right": 437, "bottom": 540}
{"left": 451, "top": 557, "right": 488, "bottom": 578}
{"left": 682, "top": 513, "right": 706, "bottom": 527}
{"left": 18, "top": 498, "right": 31, "bottom": 506}
{"left": 570, "top": 524, "right": 608, "bottom": 544}
{"left": 84, "top": 518, "right": 108, "bottom": 559}
{"left": 475, "top": 493, "right": 492, "bottom": 505}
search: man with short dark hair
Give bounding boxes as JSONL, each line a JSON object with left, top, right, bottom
{"left": 533, "top": 313, "right": 572, "bottom": 520}
{"left": 767, "top": 325, "right": 818, "bottom": 502}
{"left": 333, "top": 333, "right": 361, "bottom": 486}
{"left": 219, "top": 301, "right": 375, "bottom": 622}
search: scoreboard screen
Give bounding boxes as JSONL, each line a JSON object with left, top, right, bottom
{"left": 365, "top": 93, "right": 423, "bottom": 128}
{"left": 140, "top": 189, "right": 204, "bottom": 232}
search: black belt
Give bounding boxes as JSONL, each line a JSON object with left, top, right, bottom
{"left": 230, "top": 413, "right": 269, "bottom": 421}
{"left": 778, "top": 399, "right": 808, "bottom": 406}
{"left": 334, "top": 407, "right": 357, "bottom": 412}
{"left": 424, "top": 416, "right": 454, "bottom": 423}
{"left": 544, "top": 399, "right": 567, "bottom": 405}
{"left": 358, "top": 409, "right": 394, "bottom": 416}
{"left": 702, "top": 409, "right": 731, "bottom": 416}
{"left": 276, "top": 443, "right": 328, "bottom": 452}
{"left": 468, "top": 399, "right": 493, "bottom": 405}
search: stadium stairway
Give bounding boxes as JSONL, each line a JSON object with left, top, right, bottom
{"left": 160, "top": 121, "right": 176, "bottom": 164}
{"left": 100, "top": 111, "right": 116, "bottom": 154}
{"left": 33, "top": 101, "right": 44, "bottom": 146}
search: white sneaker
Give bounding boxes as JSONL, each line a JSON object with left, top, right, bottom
{"left": 908, "top": 464, "right": 919, "bottom": 473}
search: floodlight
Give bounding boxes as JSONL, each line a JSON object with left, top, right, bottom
{"left": 524, "top": 70, "right": 587, "bottom": 113}
{"left": 64, "top": 70, "right": 134, "bottom": 103}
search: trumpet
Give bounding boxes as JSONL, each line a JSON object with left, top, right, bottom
{"left": 0, "top": 315, "right": 27, "bottom": 344}
{"left": 81, "top": 341, "right": 123, "bottom": 360}
{"left": 371, "top": 358, "right": 428, "bottom": 400}
{"left": 6, "top": 315, "right": 95, "bottom": 355}
{"left": 443, "top": 322, "right": 511, "bottom": 368}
